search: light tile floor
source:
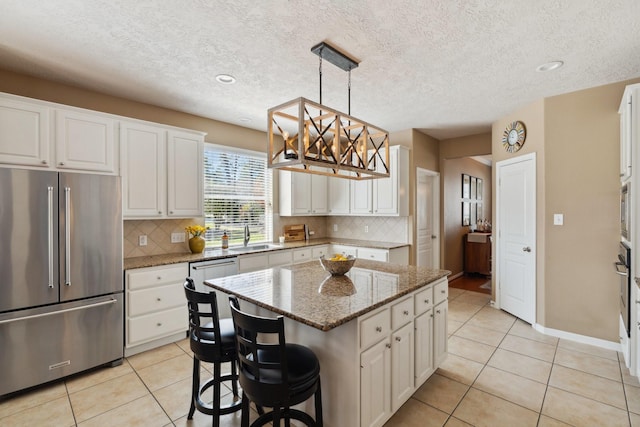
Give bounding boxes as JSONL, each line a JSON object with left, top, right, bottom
{"left": 1, "top": 287, "right": 639, "bottom": 426}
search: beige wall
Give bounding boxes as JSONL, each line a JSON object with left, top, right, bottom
{"left": 492, "top": 77, "right": 640, "bottom": 342}
{"left": 543, "top": 80, "right": 638, "bottom": 340}
{"left": 442, "top": 157, "right": 492, "bottom": 275}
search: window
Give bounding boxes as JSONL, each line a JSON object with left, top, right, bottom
{"left": 203, "top": 144, "right": 272, "bottom": 247}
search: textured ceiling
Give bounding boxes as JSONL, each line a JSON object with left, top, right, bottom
{"left": 0, "top": 0, "right": 639, "bottom": 140}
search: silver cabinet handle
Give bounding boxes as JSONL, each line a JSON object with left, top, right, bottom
{"left": 47, "top": 186, "right": 55, "bottom": 289}
{"left": 431, "top": 235, "right": 437, "bottom": 239}
{"left": 424, "top": 299, "right": 429, "bottom": 304}
{"left": 614, "top": 262, "right": 628, "bottom": 277}
{"left": 41, "top": 160, "right": 47, "bottom": 165}
{"left": 523, "top": 247, "right": 532, "bottom": 252}
{"left": 375, "top": 326, "right": 382, "bottom": 332}
{"left": 59, "top": 162, "right": 65, "bottom": 166}
{"left": 64, "top": 187, "right": 71, "bottom": 286}
{"left": 395, "top": 336, "right": 401, "bottom": 342}
{"left": 403, "top": 310, "right": 409, "bottom": 315}
{"left": 0, "top": 299, "right": 117, "bottom": 325}
{"left": 436, "top": 310, "right": 441, "bottom": 314}
{"left": 385, "top": 343, "right": 391, "bottom": 349}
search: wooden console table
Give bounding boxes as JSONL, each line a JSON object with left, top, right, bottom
{"left": 464, "top": 233, "right": 491, "bottom": 276}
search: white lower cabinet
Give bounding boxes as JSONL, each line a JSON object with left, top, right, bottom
{"left": 391, "top": 322, "right": 415, "bottom": 412}
{"left": 360, "top": 336, "right": 391, "bottom": 427}
{"left": 359, "top": 277, "right": 448, "bottom": 426}
{"left": 238, "top": 253, "right": 269, "bottom": 273}
{"left": 125, "top": 263, "right": 189, "bottom": 356}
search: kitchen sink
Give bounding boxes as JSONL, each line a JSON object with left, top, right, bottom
{"left": 229, "top": 244, "right": 279, "bottom": 253}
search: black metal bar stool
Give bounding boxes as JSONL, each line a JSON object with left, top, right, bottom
{"left": 183, "top": 278, "right": 242, "bottom": 426}
{"left": 228, "top": 295, "right": 323, "bottom": 427}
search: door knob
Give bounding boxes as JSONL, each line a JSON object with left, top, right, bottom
{"left": 523, "top": 247, "right": 532, "bottom": 252}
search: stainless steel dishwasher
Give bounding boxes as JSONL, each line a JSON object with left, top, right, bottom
{"left": 189, "top": 257, "right": 238, "bottom": 318}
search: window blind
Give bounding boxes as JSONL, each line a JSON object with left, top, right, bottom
{"left": 203, "top": 144, "right": 272, "bottom": 247}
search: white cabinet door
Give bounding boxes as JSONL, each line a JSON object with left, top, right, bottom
{"left": 391, "top": 322, "right": 415, "bottom": 412}
{"left": 414, "top": 309, "right": 434, "bottom": 386}
{"left": 373, "top": 146, "right": 398, "bottom": 215}
{"left": 310, "top": 174, "right": 328, "bottom": 214}
{"left": 350, "top": 179, "right": 373, "bottom": 215}
{"left": 55, "top": 109, "right": 116, "bottom": 173}
{"left": 238, "top": 253, "right": 269, "bottom": 273}
{"left": 0, "top": 97, "right": 50, "bottom": 167}
{"left": 167, "top": 130, "right": 203, "bottom": 217}
{"left": 327, "top": 176, "right": 350, "bottom": 215}
{"left": 121, "top": 122, "right": 166, "bottom": 218}
{"left": 358, "top": 247, "right": 389, "bottom": 262}
{"left": 360, "top": 338, "right": 391, "bottom": 427}
{"left": 433, "top": 301, "right": 448, "bottom": 367}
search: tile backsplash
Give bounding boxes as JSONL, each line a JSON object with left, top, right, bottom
{"left": 123, "top": 218, "right": 201, "bottom": 258}
{"left": 125, "top": 216, "right": 410, "bottom": 258}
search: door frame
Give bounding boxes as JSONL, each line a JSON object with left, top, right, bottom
{"left": 415, "top": 168, "right": 440, "bottom": 268}
{"left": 494, "top": 152, "right": 536, "bottom": 322}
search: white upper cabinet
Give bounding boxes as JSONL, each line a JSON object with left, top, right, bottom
{"left": 0, "top": 93, "right": 118, "bottom": 174}
{"left": 328, "top": 176, "right": 350, "bottom": 215}
{"left": 167, "top": 130, "right": 203, "bottom": 217}
{"left": 620, "top": 84, "right": 639, "bottom": 183}
{"left": 121, "top": 123, "right": 204, "bottom": 219}
{"left": 350, "top": 145, "right": 409, "bottom": 216}
{"left": 121, "top": 122, "right": 166, "bottom": 218}
{"left": 0, "top": 96, "right": 50, "bottom": 167}
{"left": 55, "top": 109, "right": 117, "bottom": 173}
{"left": 279, "top": 170, "right": 328, "bottom": 216}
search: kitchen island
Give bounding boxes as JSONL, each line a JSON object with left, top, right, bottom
{"left": 203, "top": 259, "right": 450, "bottom": 427}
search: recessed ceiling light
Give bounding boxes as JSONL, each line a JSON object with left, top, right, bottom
{"left": 215, "top": 74, "right": 236, "bottom": 84}
{"left": 239, "top": 117, "right": 251, "bottom": 123}
{"left": 536, "top": 61, "right": 564, "bottom": 72}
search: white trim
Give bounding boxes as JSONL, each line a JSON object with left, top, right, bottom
{"left": 533, "top": 323, "right": 622, "bottom": 352}
{"left": 205, "top": 142, "right": 266, "bottom": 158}
{"left": 448, "top": 272, "right": 464, "bottom": 281}
{"left": 415, "top": 168, "right": 441, "bottom": 269}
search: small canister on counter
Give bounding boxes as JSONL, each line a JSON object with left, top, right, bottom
{"left": 222, "top": 231, "right": 229, "bottom": 249}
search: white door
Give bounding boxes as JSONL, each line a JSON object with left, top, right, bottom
{"left": 496, "top": 153, "right": 536, "bottom": 323}
{"left": 416, "top": 168, "right": 440, "bottom": 268}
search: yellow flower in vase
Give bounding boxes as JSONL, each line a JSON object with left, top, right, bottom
{"left": 185, "top": 225, "right": 209, "bottom": 253}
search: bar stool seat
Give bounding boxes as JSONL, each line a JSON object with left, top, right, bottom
{"left": 229, "top": 295, "right": 323, "bottom": 427}
{"left": 184, "top": 278, "right": 241, "bottom": 427}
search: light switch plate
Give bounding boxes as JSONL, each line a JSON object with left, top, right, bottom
{"left": 139, "top": 235, "right": 147, "bottom": 246}
{"left": 553, "top": 214, "right": 564, "bottom": 225}
{"left": 171, "top": 232, "right": 185, "bottom": 243}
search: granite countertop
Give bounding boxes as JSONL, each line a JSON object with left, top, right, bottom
{"left": 123, "top": 238, "right": 410, "bottom": 270}
{"left": 203, "top": 259, "right": 450, "bottom": 331}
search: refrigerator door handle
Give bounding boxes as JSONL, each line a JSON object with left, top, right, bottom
{"left": 0, "top": 298, "right": 118, "bottom": 325}
{"left": 64, "top": 186, "right": 71, "bottom": 286}
{"left": 47, "top": 186, "right": 55, "bottom": 289}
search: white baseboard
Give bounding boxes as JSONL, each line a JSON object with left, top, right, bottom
{"left": 448, "top": 272, "right": 463, "bottom": 281}
{"left": 533, "top": 323, "right": 621, "bottom": 352}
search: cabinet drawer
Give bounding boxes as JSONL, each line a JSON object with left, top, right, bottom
{"left": 128, "top": 282, "right": 185, "bottom": 317}
{"left": 238, "top": 254, "right": 269, "bottom": 272}
{"left": 414, "top": 286, "right": 434, "bottom": 315}
{"left": 358, "top": 248, "right": 389, "bottom": 262}
{"left": 311, "top": 245, "right": 329, "bottom": 259}
{"left": 268, "top": 250, "right": 292, "bottom": 267}
{"left": 434, "top": 279, "right": 448, "bottom": 305}
{"left": 127, "top": 264, "right": 188, "bottom": 290}
{"left": 331, "top": 245, "right": 358, "bottom": 258}
{"left": 360, "top": 308, "right": 390, "bottom": 349}
{"left": 127, "top": 305, "right": 187, "bottom": 345}
{"left": 292, "top": 248, "right": 312, "bottom": 263}
{"left": 391, "top": 297, "right": 414, "bottom": 330}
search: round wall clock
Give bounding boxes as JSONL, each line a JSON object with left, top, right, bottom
{"left": 502, "top": 121, "right": 526, "bottom": 153}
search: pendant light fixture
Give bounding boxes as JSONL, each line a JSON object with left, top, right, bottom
{"left": 267, "top": 42, "right": 390, "bottom": 180}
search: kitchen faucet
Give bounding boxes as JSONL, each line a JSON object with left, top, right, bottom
{"left": 243, "top": 225, "right": 250, "bottom": 247}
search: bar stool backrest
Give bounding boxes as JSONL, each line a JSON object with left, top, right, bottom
{"left": 184, "top": 278, "right": 227, "bottom": 361}
{"left": 229, "top": 296, "right": 291, "bottom": 404}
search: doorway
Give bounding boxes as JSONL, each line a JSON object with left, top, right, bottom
{"left": 495, "top": 153, "right": 537, "bottom": 324}
{"left": 416, "top": 168, "right": 440, "bottom": 269}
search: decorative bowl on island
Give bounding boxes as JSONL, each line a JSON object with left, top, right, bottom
{"left": 319, "top": 254, "right": 356, "bottom": 276}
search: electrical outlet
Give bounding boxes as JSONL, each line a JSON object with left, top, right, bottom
{"left": 171, "top": 232, "right": 185, "bottom": 243}
{"left": 139, "top": 235, "right": 147, "bottom": 246}
{"left": 364, "top": 225, "right": 369, "bottom": 233}
{"left": 333, "top": 224, "right": 338, "bottom": 232}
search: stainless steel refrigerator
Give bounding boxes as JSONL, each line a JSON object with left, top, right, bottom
{"left": 0, "top": 168, "right": 123, "bottom": 396}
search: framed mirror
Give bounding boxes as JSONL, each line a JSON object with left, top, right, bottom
{"left": 462, "top": 174, "right": 470, "bottom": 199}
